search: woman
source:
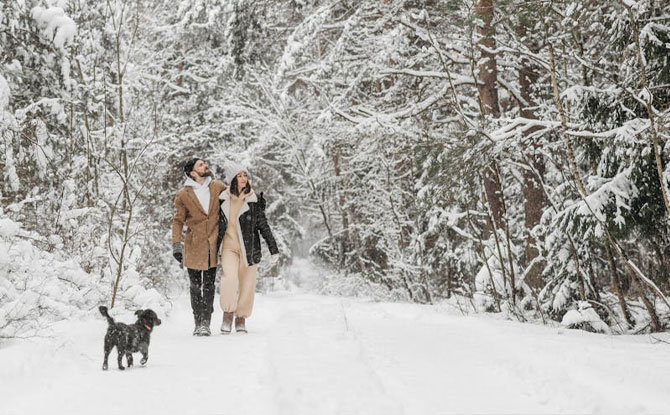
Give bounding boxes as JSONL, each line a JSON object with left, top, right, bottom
{"left": 218, "top": 163, "right": 279, "bottom": 334}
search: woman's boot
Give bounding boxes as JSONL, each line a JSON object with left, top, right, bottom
{"left": 235, "top": 316, "right": 247, "bottom": 333}
{"left": 220, "top": 312, "right": 233, "bottom": 335}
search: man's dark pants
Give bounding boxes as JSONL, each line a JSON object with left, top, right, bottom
{"left": 188, "top": 267, "right": 217, "bottom": 327}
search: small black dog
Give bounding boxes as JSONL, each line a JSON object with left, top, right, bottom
{"left": 99, "top": 306, "right": 161, "bottom": 371}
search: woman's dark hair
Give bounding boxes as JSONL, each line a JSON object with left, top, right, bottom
{"left": 230, "top": 176, "right": 251, "bottom": 196}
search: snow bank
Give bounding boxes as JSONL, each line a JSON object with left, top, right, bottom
{"left": 318, "top": 270, "right": 404, "bottom": 301}
{"left": 0, "top": 213, "right": 168, "bottom": 340}
{"left": 0, "top": 215, "right": 99, "bottom": 338}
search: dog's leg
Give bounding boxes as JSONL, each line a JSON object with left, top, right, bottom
{"left": 117, "top": 349, "right": 125, "bottom": 370}
{"left": 103, "top": 335, "right": 112, "bottom": 371}
{"left": 139, "top": 343, "right": 149, "bottom": 365}
{"left": 127, "top": 353, "right": 134, "bottom": 368}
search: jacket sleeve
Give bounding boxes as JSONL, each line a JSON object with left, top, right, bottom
{"left": 256, "top": 193, "right": 279, "bottom": 255}
{"left": 172, "top": 193, "right": 186, "bottom": 243}
{"left": 215, "top": 180, "right": 227, "bottom": 196}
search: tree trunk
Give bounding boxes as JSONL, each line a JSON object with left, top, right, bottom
{"left": 476, "top": 0, "right": 500, "bottom": 118}
{"left": 331, "top": 145, "right": 364, "bottom": 272}
{"left": 476, "top": 0, "right": 504, "bottom": 234}
{"left": 518, "top": 12, "right": 545, "bottom": 290}
{"left": 605, "top": 241, "right": 634, "bottom": 328}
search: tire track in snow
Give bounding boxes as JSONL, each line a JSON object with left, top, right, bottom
{"left": 337, "top": 298, "right": 408, "bottom": 415}
{"left": 261, "top": 294, "right": 402, "bottom": 415}
{"left": 345, "top": 301, "right": 567, "bottom": 414}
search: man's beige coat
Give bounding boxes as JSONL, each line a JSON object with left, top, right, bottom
{"left": 172, "top": 180, "right": 226, "bottom": 270}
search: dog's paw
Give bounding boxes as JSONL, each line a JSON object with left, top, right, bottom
{"left": 140, "top": 358, "right": 147, "bottom": 365}
{"left": 102, "top": 364, "right": 108, "bottom": 371}
{"left": 118, "top": 366, "right": 125, "bottom": 371}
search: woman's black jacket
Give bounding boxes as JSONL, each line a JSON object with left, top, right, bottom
{"left": 216, "top": 191, "right": 279, "bottom": 266}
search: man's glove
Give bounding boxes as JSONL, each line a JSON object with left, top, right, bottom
{"left": 270, "top": 253, "right": 279, "bottom": 266}
{"left": 173, "top": 242, "right": 183, "bottom": 263}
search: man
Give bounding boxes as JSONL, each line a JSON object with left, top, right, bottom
{"left": 172, "top": 158, "right": 226, "bottom": 336}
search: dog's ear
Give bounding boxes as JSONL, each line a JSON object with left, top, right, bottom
{"left": 135, "top": 309, "right": 144, "bottom": 317}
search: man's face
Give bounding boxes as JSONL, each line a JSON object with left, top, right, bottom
{"left": 191, "top": 159, "right": 212, "bottom": 178}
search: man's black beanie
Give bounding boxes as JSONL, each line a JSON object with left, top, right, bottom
{"left": 183, "top": 158, "right": 200, "bottom": 177}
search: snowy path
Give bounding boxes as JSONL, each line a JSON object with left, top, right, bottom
{"left": 3, "top": 292, "right": 670, "bottom": 415}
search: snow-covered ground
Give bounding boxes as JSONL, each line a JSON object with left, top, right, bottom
{"left": 2, "top": 285, "right": 670, "bottom": 415}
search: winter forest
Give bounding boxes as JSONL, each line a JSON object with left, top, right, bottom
{"left": 2, "top": 0, "right": 670, "bottom": 413}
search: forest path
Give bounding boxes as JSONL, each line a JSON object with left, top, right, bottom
{"left": 3, "top": 290, "right": 670, "bottom": 414}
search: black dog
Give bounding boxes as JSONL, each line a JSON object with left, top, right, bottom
{"left": 99, "top": 306, "right": 161, "bottom": 371}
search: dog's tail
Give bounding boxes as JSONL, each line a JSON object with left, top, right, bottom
{"left": 99, "top": 306, "right": 115, "bottom": 326}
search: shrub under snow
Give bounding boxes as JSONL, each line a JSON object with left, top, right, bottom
{"left": 0, "top": 212, "right": 168, "bottom": 340}
{"left": 561, "top": 301, "right": 611, "bottom": 334}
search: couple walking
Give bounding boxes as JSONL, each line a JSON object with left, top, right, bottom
{"left": 171, "top": 158, "right": 279, "bottom": 336}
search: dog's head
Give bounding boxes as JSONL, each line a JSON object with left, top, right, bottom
{"left": 135, "top": 309, "right": 162, "bottom": 331}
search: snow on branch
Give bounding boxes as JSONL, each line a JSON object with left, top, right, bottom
{"left": 334, "top": 82, "right": 450, "bottom": 125}
{"left": 554, "top": 167, "right": 637, "bottom": 235}
{"left": 489, "top": 116, "right": 652, "bottom": 143}
{"left": 378, "top": 68, "right": 477, "bottom": 86}
{"left": 31, "top": 6, "right": 77, "bottom": 50}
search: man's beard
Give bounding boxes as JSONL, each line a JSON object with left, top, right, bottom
{"left": 197, "top": 169, "right": 212, "bottom": 178}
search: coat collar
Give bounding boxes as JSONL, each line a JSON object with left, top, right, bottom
{"left": 219, "top": 190, "right": 257, "bottom": 204}
{"left": 184, "top": 188, "right": 205, "bottom": 215}
{"left": 184, "top": 180, "right": 219, "bottom": 216}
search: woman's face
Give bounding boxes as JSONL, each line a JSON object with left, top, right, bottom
{"left": 236, "top": 171, "right": 248, "bottom": 188}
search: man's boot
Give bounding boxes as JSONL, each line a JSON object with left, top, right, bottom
{"left": 193, "top": 312, "right": 203, "bottom": 336}
{"left": 201, "top": 314, "right": 211, "bottom": 336}
{"left": 220, "top": 312, "right": 233, "bottom": 335}
{"left": 235, "top": 316, "right": 247, "bottom": 333}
